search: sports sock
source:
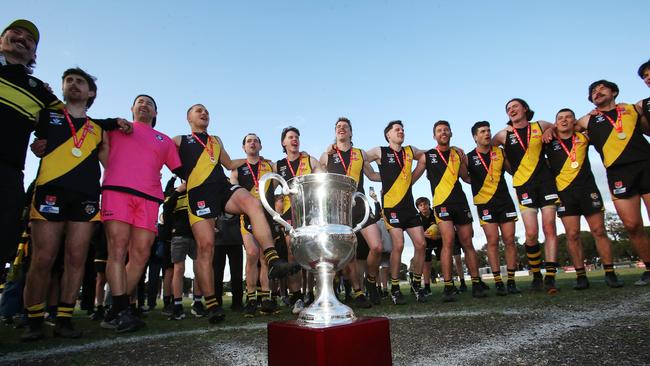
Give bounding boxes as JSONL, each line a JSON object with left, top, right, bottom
{"left": 575, "top": 267, "right": 586, "bottom": 278}
{"left": 205, "top": 295, "right": 218, "bottom": 311}
{"left": 507, "top": 268, "right": 516, "bottom": 284}
{"left": 545, "top": 262, "right": 558, "bottom": 279}
{"left": 526, "top": 244, "right": 543, "bottom": 275}
{"left": 390, "top": 278, "right": 400, "bottom": 292}
{"left": 493, "top": 271, "right": 503, "bottom": 284}
{"left": 263, "top": 247, "right": 280, "bottom": 266}
{"left": 56, "top": 302, "right": 75, "bottom": 322}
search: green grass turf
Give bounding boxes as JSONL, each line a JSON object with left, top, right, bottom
{"left": 0, "top": 268, "right": 647, "bottom": 355}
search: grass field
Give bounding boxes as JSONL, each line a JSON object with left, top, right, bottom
{"left": 1, "top": 268, "right": 649, "bottom": 365}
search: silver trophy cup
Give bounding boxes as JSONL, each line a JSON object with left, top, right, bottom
{"left": 259, "top": 173, "right": 370, "bottom": 327}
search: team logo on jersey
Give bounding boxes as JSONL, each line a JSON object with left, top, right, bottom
{"left": 429, "top": 153, "right": 437, "bottom": 164}
{"left": 197, "top": 201, "right": 206, "bottom": 209}
{"left": 187, "top": 135, "right": 196, "bottom": 143}
{"left": 85, "top": 204, "right": 96, "bottom": 215}
{"left": 595, "top": 115, "right": 606, "bottom": 123}
{"left": 590, "top": 192, "right": 599, "bottom": 200}
{"left": 491, "top": 151, "right": 498, "bottom": 159}
{"left": 155, "top": 134, "right": 164, "bottom": 141}
{"left": 351, "top": 151, "right": 359, "bottom": 161}
{"left": 45, "top": 195, "right": 57, "bottom": 205}
{"left": 28, "top": 78, "right": 37, "bottom": 88}
{"left": 387, "top": 153, "right": 395, "bottom": 164}
{"left": 49, "top": 112, "right": 64, "bottom": 125}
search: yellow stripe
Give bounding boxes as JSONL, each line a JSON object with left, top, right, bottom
{"left": 384, "top": 146, "right": 413, "bottom": 208}
{"left": 473, "top": 147, "right": 502, "bottom": 205}
{"left": 513, "top": 122, "right": 543, "bottom": 187}
{"left": 0, "top": 77, "right": 46, "bottom": 120}
{"left": 602, "top": 104, "right": 637, "bottom": 168}
{"left": 27, "top": 304, "right": 45, "bottom": 312}
{"left": 28, "top": 312, "right": 45, "bottom": 318}
{"left": 433, "top": 148, "right": 460, "bottom": 206}
{"left": 187, "top": 136, "right": 221, "bottom": 190}
{"left": 58, "top": 307, "right": 74, "bottom": 312}
{"left": 282, "top": 155, "right": 312, "bottom": 212}
{"left": 555, "top": 132, "right": 587, "bottom": 191}
{"left": 347, "top": 148, "right": 364, "bottom": 185}
{"left": 250, "top": 161, "right": 273, "bottom": 199}
{"left": 35, "top": 120, "right": 103, "bottom": 185}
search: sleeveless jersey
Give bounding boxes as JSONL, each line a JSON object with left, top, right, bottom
{"left": 379, "top": 146, "right": 415, "bottom": 211}
{"left": 504, "top": 121, "right": 553, "bottom": 187}
{"left": 171, "top": 193, "right": 191, "bottom": 237}
{"left": 466, "top": 147, "right": 511, "bottom": 206}
{"left": 237, "top": 159, "right": 274, "bottom": 203}
{"left": 179, "top": 133, "right": 228, "bottom": 191}
{"left": 587, "top": 104, "right": 650, "bottom": 168}
{"left": 276, "top": 154, "right": 313, "bottom": 214}
{"left": 642, "top": 98, "right": 650, "bottom": 125}
{"left": 326, "top": 147, "right": 365, "bottom": 193}
{"left": 424, "top": 147, "right": 466, "bottom": 206}
{"left": 545, "top": 132, "right": 596, "bottom": 191}
{"left": 34, "top": 108, "right": 118, "bottom": 197}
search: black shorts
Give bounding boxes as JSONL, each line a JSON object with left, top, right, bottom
{"left": 557, "top": 185, "right": 604, "bottom": 218}
{"left": 476, "top": 201, "right": 518, "bottom": 226}
{"left": 188, "top": 182, "right": 243, "bottom": 225}
{"left": 356, "top": 231, "right": 370, "bottom": 260}
{"left": 30, "top": 185, "right": 99, "bottom": 222}
{"left": 433, "top": 203, "right": 473, "bottom": 225}
{"left": 515, "top": 180, "right": 558, "bottom": 210}
{"left": 606, "top": 159, "right": 650, "bottom": 200}
{"left": 382, "top": 208, "right": 421, "bottom": 230}
{"left": 426, "top": 238, "right": 442, "bottom": 262}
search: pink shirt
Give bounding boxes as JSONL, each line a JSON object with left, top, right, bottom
{"left": 102, "top": 121, "right": 181, "bottom": 201}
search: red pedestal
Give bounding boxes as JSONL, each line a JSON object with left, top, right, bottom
{"left": 268, "top": 317, "right": 392, "bottom": 366}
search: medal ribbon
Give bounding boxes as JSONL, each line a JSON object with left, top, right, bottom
{"left": 475, "top": 148, "right": 493, "bottom": 181}
{"left": 599, "top": 106, "right": 624, "bottom": 134}
{"left": 191, "top": 132, "right": 215, "bottom": 162}
{"left": 435, "top": 146, "right": 455, "bottom": 175}
{"left": 245, "top": 160, "right": 261, "bottom": 189}
{"left": 512, "top": 124, "right": 531, "bottom": 151}
{"left": 391, "top": 148, "right": 407, "bottom": 179}
{"left": 556, "top": 134, "right": 577, "bottom": 165}
{"left": 62, "top": 108, "right": 90, "bottom": 149}
{"left": 286, "top": 154, "right": 304, "bottom": 178}
{"left": 335, "top": 147, "right": 352, "bottom": 176}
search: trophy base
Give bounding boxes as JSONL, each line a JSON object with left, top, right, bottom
{"left": 267, "top": 317, "right": 392, "bottom": 366}
{"left": 298, "top": 296, "right": 356, "bottom": 326}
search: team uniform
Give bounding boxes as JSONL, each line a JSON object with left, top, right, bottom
{"left": 0, "top": 59, "right": 61, "bottom": 262}
{"left": 504, "top": 121, "right": 558, "bottom": 209}
{"left": 276, "top": 154, "right": 313, "bottom": 225}
{"left": 101, "top": 122, "right": 181, "bottom": 233}
{"left": 178, "top": 133, "right": 242, "bottom": 226}
{"left": 466, "top": 147, "right": 518, "bottom": 225}
{"left": 379, "top": 146, "right": 420, "bottom": 229}
{"left": 545, "top": 132, "right": 604, "bottom": 217}
{"left": 30, "top": 108, "right": 119, "bottom": 222}
{"left": 587, "top": 105, "right": 650, "bottom": 199}
{"left": 327, "top": 148, "right": 375, "bottom": 227}
{"left": 423, "top": 147, "right": 473, "bottom": 225}
{"left": 641, "top": 97, "right": 650, "bottom": 123}
{"left": 237, "top": 160, "right": 277, "bottom": 237}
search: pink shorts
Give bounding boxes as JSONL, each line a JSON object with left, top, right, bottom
{"left": 101, "top": 190, "right": 159, "bottom": 233}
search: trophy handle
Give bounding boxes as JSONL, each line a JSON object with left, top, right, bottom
{"left": 351, "top": 192, "right": 371, "bottom": 233}
{"left": 258, "top": 173, "right": 295, "bottom": 234}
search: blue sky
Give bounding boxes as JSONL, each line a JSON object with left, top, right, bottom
{"left": 4, "top": 1, "right": 649, "bottom": 275}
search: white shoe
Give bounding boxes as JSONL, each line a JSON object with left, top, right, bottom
{"left": 292, "top": 299, "right": 304, "bottom": 315}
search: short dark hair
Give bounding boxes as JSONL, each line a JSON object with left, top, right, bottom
{"left": 506, "top": 98, "right": 534, "bottom": 122}
{"left": 62, "top": 67, "right": 97, "bottom": 108}
{"left": 471, "top": 121, "right": 490, "bottom": 136}
{"left": 433, "top": 120, "right": 450, "bottom": 133}
{"left": 588, "top": 80, "right": 619, "bottom": 102}
{"left": 415, "top": 197, "right": 430, "bottom": 207}
{"left": 555, "top": 108, "right": 575, "bottom": 119}
{"left": 242, "top": 133, "right": 261, "bottom": 146}
{"left": 186, "top": 103, "right": 206, "bottom": 117}
{"left": 335, "top": 117, "right": 353, "bottom": 145}
{"left": 638, "top": 59, "right": 650, "bottom": 79}
{"left": 133, "top": 94, "right": 157, "bottom": 127}
{"left": 281, "top": 126, "right": 300, "bottom": 153}
{"left": 383, "top": 120, "right": 403, "bottom": 142}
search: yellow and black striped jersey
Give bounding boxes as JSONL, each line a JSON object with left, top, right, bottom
{"left": 276, "top": 154, "right": 313, "bottom": 214}
{"left": 466, "top": 147, "right": 511, "bottom": 206}
{"left": 503, "top": 121, "right": 553, "bottom": 187}
{"left": 237, "top": 159, "right": 274, "bottom": 202}
{"left": 379, "top": 146, "right": 416, "bottom": 211}
{"left": 545, "top": 132, "right": 596, "bottom": 191}
{"left": 1, "top": 63, "right": 62, "bottom": 169}
{"left": 326, "top": 147, "right": 365, "bottom": 193}
{"left": 34, "top": 108, "right": 118, "bottom": 197}
{"left": 179, "top": 133, "right": 228, "bottom": 190}
{"left": 587, "top": 104, "right": 650, "bottom": 168}
{"left": 424, "top": 147, "right": 467, "bottom": 207}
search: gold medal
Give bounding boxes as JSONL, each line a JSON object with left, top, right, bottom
{"left": 71, "top": 147, "right": 82, "bottom": 158}
{"left": 617, "top": 132, "right": 626, "bottom": 140}
{"left": 570, "top": 161, "right": 579, "bottom": 169}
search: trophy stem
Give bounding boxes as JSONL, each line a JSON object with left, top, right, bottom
{"left": 298, "top": 262, "right": 356, "bottom": 327}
